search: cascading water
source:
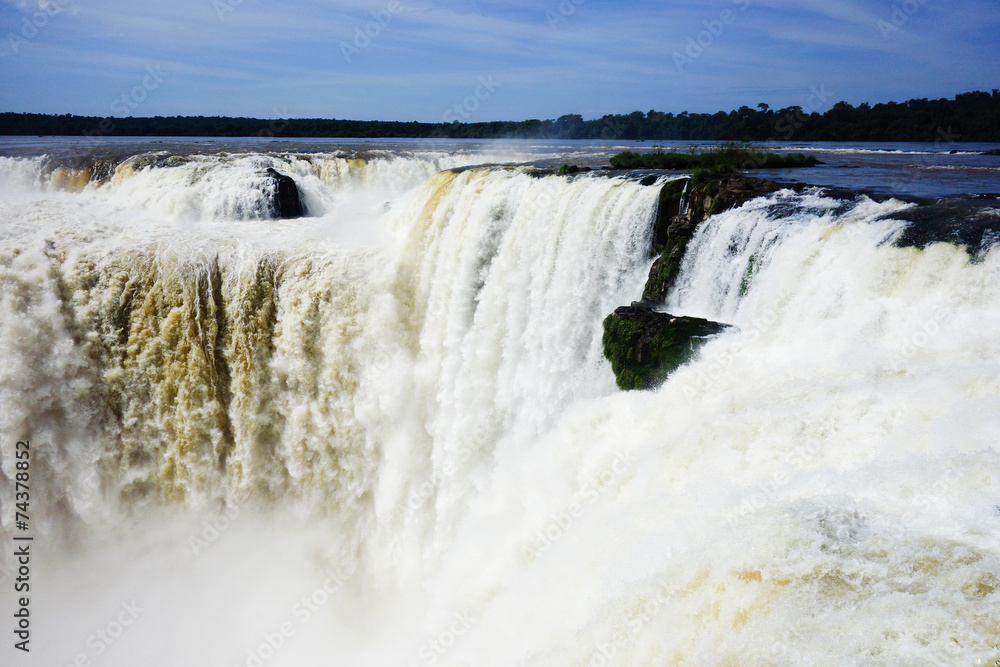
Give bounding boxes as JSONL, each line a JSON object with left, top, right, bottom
{"left": 1, "top": 144, "right": 999, "bottom": 666}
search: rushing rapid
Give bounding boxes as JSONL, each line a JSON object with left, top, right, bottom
{"left": 1, "top": 140, "right": 999, "bottom": 666}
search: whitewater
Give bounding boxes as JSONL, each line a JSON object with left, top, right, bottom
{"left": 1, "top": 139, "right": 999, "bottom": 666}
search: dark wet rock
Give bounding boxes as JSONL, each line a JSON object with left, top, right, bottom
{"left": 602, "top": 302, "right": 730, "bottom": 390}
{"left": 981, "top": 149, "right": 1000, "bottom": 156}
{"left": 887, "top": 198, "right": 1000, "bottom": 254}
{"left": 265, "top": 167, "right": 303, "bottom": 218}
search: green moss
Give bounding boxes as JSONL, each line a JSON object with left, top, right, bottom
{"left": 665, "top": 177, "right": 687, "bottom": 195}
{"left": 614, "top": 366, "right": 661, "bottom": 391}
{"left": 642, "top": 238, "right": 684, "bottom": 302}
{"left": 601, "top": 315, "right": 644, "bottom": 378}
{"left": 708, "top": 195, "right": 726, "bottom": 216}
{"left": 602, "top": 311, "right": 729, "bottom": 390}
{"left": 661, "top": 177, "right": 688, "bottom": 200}
{"left": 739, "top": 252, "right": 761, "bottom": 297}
{"left": 738, "top": 240, "right": 778, "bottom": 297}
{"left": 687, "top": 194, "right": 707, "bottom": 224}
{"left": 646, "top": 320, "right": 712, "bottom": 377}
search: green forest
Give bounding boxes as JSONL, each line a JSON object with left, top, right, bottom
{"left": 2, "top": 90, "right": 998, "bottom": 142}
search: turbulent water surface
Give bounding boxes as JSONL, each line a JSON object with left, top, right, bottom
{"left": 1, "top": 137, "right": 1000, "bottom": 666}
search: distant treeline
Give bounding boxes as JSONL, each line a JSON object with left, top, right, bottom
{"left": 2, "top": 90, "right": 998, "bottom": 142}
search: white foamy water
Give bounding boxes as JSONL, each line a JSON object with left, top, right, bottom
{"left": 1, "top": 144, "right": 999, "bottom": 666}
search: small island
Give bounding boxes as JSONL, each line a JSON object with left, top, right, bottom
{"left": 608, "top": 142, "right": 819, "bottom": 173}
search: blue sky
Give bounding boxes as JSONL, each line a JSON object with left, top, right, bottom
{"left": 1, "top": 0, "right": 998, "bottom": 122}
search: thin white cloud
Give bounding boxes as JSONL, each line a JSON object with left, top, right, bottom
{"left": 2, "top": 0, "right": 79, "bottom": 16}
{"left": 749, "top": 0, "right": 878, "bottom": 27}
{"left": 16, "top": 40, "right": 260, "bottom": 81}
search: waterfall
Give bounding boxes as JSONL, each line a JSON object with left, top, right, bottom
{"left": 2, "top": 148, "right": 999, "bottom": 666}
{"left": 0, "top": 160, "right": 658, "bottom": 542}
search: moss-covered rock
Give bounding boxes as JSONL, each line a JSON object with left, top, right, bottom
{"left": 651, "top": 178, "right": 689, "bottom": 249}
{"left": 739, "top": 251, "right": 762, "bottom": 297}
{"left": 642, "top": 234, "right": 690, "bottom": 303}
{"left": 557, "top": 164, "right": 591, "bottom": 176}
{"left": 602, "top": 303, "right": 729, "bottom": 390}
